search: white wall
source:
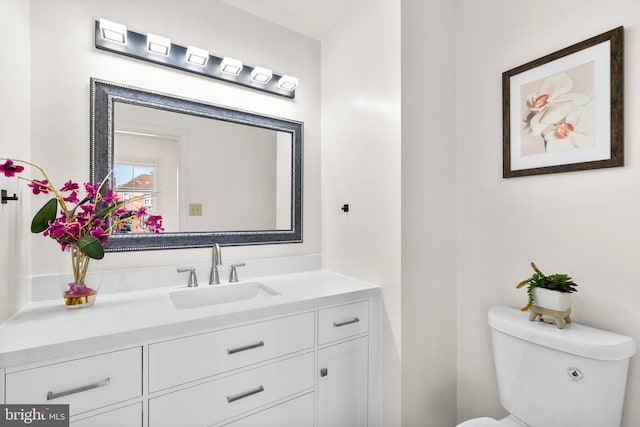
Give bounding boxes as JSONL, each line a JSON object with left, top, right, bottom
{"left": 276, "top": 131, "right": 293, "bottom": 230}
{"left": 401, "top": 0, "right": 458, "bottom": 425}
{"left": 0, "top": 0, "right": 31, "bottom": 324}
{"left": 321, "top": 0, "right": 402, "bottom": 425}
{"left": 28, "top": 0, "right": 321, "bottom": 275}
{"left": 456, "top": 1, "right": 640, "bottom": 425}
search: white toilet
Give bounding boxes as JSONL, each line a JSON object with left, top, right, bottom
{"left": 457, "top": 306, "right": 636, "bottom": 427}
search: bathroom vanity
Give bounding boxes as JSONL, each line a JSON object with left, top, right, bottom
{"left": 0, "top": 269, "right": 381, "bottom": 427}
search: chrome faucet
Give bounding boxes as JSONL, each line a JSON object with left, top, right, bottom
{"left": 177, "top": 267, "right": 198, "bottom": 287}
{"left": 209, "top": 243, "right": 222, "bottom": 285}
{"left": 229, "top": 263, "right": 246, "bottom": 282}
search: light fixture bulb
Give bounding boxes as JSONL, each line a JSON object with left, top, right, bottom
{"left": 186, "top": 45, "right": 209, "bottom": 66}
{"left": 278, "top": 75, "right": 299, "bottom": 91}
{"left": 99, "top": 18, "right": 127, "bottom": 44}
{"left": 220, "top": 57, "right": 243, "bottom": 76}
{"left": 251, "top": 66, "right": 273, "bottom": 83}
{"left": 147, "top": 33, "right": 171, "bottom": 56}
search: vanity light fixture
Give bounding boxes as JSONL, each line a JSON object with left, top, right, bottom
{"left": 99, "top": 18, "right": 127, "bottom": 44}
{"left": 251, "top": 66, "right": 273, "bottom": 84}
{"left": 186, "top": 45, "right": 209, "bottom": 66}
{"left": 220, "top": 57, "right": 243, "bottom": 75}
{"left": 94, "top": 19, "right": 297, "bottom": 98}
{"left": 147, "top": 33, "right": 171, "bottom": 56}
{"left": 278, "top": 75, "right": 299, "bottom": 91}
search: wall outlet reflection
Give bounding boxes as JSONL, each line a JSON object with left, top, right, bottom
{"left": 189, "top": 203, "right": 203, "bottom": 216}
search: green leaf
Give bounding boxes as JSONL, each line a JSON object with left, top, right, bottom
{"left": 96, "top": 201, "right": 121, "bottom": 220}
{"left": 77, "top": 235, "right": 105, "bottom": 260}
{"left": 69, "top": 196, "right": 90, "bottom": 216}
{"left": 31, "top": 198, "right": 58, "bottom": 233}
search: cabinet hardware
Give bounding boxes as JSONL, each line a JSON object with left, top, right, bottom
{"left": 226, "top": 385, "right": 264, "bottom": 403}
{"left": 320, "top": 368, "right": 328, "bottom": 377}
{"left": 46, "top": 377, "right": 111, "bottom": 401}
{"left": 333, "top": 317, "right": 360, "bottom": 328}
{"left": 227, "top": 340, "right": 265, "bottom": 354}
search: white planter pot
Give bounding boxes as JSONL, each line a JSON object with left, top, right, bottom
{"left": 533, "top": 287, "right": 571, "bottom": 311}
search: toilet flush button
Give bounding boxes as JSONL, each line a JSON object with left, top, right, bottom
{"left": 567, "top": 367, "right": 584, "bottom": 381}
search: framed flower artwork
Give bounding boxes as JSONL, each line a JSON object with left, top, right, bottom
{"left": 502, "top": 26, "right": 623, "bottom": 178}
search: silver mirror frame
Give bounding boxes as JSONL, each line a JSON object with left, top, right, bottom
{"left": 90, "top": 78, "right": 303, "bottom": 251}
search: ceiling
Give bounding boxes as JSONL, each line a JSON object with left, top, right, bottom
{"left": 221, "top": 0, "right": 364, "bottom": 41}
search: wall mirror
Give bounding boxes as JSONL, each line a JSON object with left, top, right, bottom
{"left": 90, "top": 78, "right": 302, "bottom": 251}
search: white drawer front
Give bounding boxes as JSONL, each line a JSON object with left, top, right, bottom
{"left": 318, "top": 301, "right": 369, "bottom": 345}
{"left": 149, "top": 312, "right": 314, "bottom": 392}
{"left": 71, "top": 403, "right": 142, "bottom": 427}
{"left": 5, "top": 347, "right": 142, "bottom": 416}
{"left": 149, "top": 352, "right": 314, "bottom": 427}
{"left": 218, "top": 392, "right": 314, "bottom": 427}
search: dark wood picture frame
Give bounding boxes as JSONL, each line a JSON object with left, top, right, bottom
{"left": 502, "top": 27, "right": 623, "bottom": 178}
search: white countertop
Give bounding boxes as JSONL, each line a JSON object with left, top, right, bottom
{"left": 0, "top": 270, "right": 380, "bottom": 368}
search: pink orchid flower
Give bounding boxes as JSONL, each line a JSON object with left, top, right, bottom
{"left": 0, "top": 159, "right": 24, "bottom": 177}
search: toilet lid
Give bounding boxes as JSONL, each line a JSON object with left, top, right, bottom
{"left": 457, "top": 417, "right": 503, "bottom": 427}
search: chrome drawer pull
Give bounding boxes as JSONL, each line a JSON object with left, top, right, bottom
{"left": 46, "top": 377, "right": 111, "bottom": 401}
{"left": 227, "top": 340, "right": 265, "bottom": 355}
{"left": 226, "top": 385, "right": 264, "bottom": 403}
{"left": 333, "top": 317, "right": 360, "bottom": 328}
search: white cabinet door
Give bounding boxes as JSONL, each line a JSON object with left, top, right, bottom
{"left": 317, "top": 336, "right": 369, "bottom": 427}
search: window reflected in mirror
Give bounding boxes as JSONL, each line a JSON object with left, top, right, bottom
{"left": 114, "top": 162, "right": 158, "bottom": 233}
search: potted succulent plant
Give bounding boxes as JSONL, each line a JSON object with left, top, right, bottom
{"left": 516, "top": 262, "right": 578, "bottom": 314}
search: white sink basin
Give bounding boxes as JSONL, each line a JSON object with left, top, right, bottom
{"left": 170, "top": 282, "right": 280, "bottom": 310}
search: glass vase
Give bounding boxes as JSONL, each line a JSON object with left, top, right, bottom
{"left": 61, "top": 245, "right": 102, "bottom": 308}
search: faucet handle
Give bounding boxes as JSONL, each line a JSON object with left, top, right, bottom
{"left": 229, "top": 263, "right": 246, "bottom": 283}
{"left": 177, "top": 267, "right": 198, "bottom": 287}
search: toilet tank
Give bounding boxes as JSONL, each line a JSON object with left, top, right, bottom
{"left": 488, "top": 306, "right": 636, "bottom": 427}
